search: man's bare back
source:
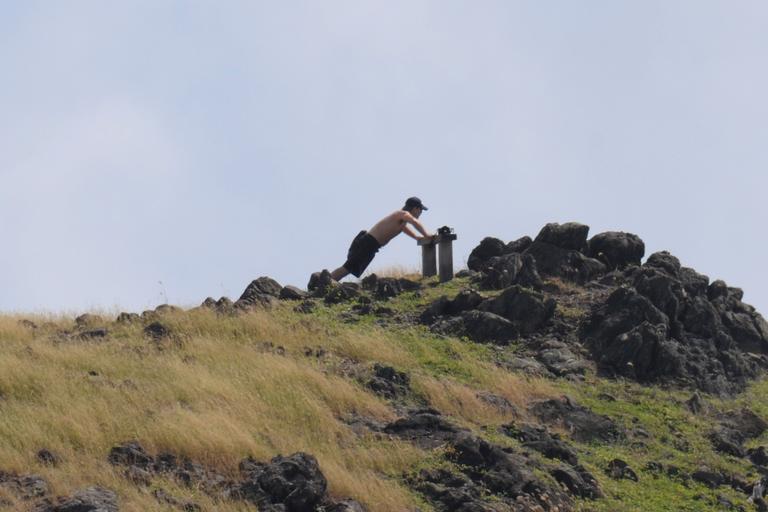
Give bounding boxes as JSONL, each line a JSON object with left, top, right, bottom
{"left": 368, "top": 210, "right": 429, "bottom": 246}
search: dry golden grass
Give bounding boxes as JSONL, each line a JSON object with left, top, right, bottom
{"left": 0, "top": 303, "right": 561, "bottom": 511}
{"left": 364, "top": 265, "right": 422, "bottom": 280}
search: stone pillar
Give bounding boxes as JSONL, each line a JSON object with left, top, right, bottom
{"left": 418, "top": 227, "right": 457, "bottom": 282}
{"left": 418, "top": 238, "right": 437, "bottom": 277}
{"left": 437, "top": 229, "right": 458, "bottom": 283}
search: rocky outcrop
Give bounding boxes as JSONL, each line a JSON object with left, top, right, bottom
{"left": 386, "top": 409, "right": 577, "bottom": 511}
{"left": 582, "top": 250, "right": 768, "bottom": 394}
{"left": 236, "top": 277, "right": 282, "bottom": 309}
{"left": 107, "top": 441, "right": 360, "bottom": 511}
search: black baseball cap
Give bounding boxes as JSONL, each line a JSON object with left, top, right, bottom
{"left": 404, "top": 197, "right": 428, "bottom": 211}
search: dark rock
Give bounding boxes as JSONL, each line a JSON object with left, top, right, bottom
{"left": 419, "top": 289, "right": 483, "bottom": 324}
{"left": 534, "top": 222, "right": 590, "bottom": 252}
{"left": 108, "top": 441, "right": 154, "bottom": 469}
{"left": 606, "top": 459, "right": 638, "bottom": 481}
{"left": 748, "top": 446, "right": 768, "bottom": 466}
{"left": 537, "top": 341, "right": 591, "bottom": 377}
{"left": 480, "top": 252, "right": 543, "bottom": 290}
{"left": 143, "top": 322, "right": 171, "bottom": 340}
{"left": 505, "top": 235, "right": 533, "bottom": 254}
{"left": 525, "top": 240, "right": 607, "bottom": 283}
{"left": 720, "top": 408, "right": 768, "bottom": 439}
{"left": 383, "top": 409, "right": 464, "bottom": 449}
{"left": 75, "top": 314, "right": 103, "bottom": 327}
{"left": 59, "top": 487, "right": 118, "bottom": 512}
{"left": 431, "top": 310, "right": 518, "bottom": 344}
{"left": 360, "top": 273, "right": 378, "bottom": 291}
{"left": 366, "top": 364, "right": 410, "bottom": 399}
{"left": 467, "top": 237, "right": 506, "bottom": 271}
{"left": 679, "top": 267, "right": 710, "bottom": 297}
{"left": 551, "top": 464, "right": 602, "bottom": 499}
{"left": 530, "top": 397, "right": 625, "bottom": 443}
{"left": 280, "top": 286, "right": 308, "bottom": 301}
{"left": 454, "top": 269, "right": 478, "bottom": 279}
{"left": 645, "top": 251, "right": 682, "bottom": 276}
{"left": 324, "top": 284, "right": 360, "bottom": 305}
{"left": 691, "top": 468, "right": 724, "bottom": 489}
{"left": 448, "top": 432, "right": 571, "bottom": 509}
{"left": 79, "top": 328, "right": 108, "bottom": 339}
{"left": 236, "top": 277, "right": 282, "bottom": 309}
{"left": 478, "top": 285, "right": 555, "bottom": 334}
{"left": 587, "top": 231, "right": 645, "bottom": 270}
{"left": 682, "top": 296, "right": 723, "bottom": 339}
{"left": 501, "top": 423, "right": 578, "bottom": 465}
{"left": 116, "top": 312, "right": 139, "bottom": 324}
{"left": 255, "top": 453, "right": 327, "bottom": 512}
{"left": 308, "top": 270, "right": 335, "bottom": 297}
{"left": 2, "top": 473, "right": 49, "bottom": 500}
{"left": 36, "top": 449, "right": 61, "bottom": 467}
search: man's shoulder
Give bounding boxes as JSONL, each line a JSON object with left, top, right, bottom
{"left": 383, "top": 209, "right": 408, "bottom": 220}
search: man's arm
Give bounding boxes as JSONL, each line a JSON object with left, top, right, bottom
{"left": 402, "top": 212, "right": 431, "bottom": 238}
{"left": 401, "top": 224, "right": 421, "bottom": 240}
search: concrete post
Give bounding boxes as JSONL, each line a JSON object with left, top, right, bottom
{"left": 418, "top": 238, "right": 437, "bottom": 277}
{"left": 437, "top": 229, "right": 458, "bottom": 282}
{"left": 417, "top": 227, "right": 457, "bottom": 282}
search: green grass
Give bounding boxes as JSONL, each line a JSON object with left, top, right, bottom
{"left": 0, "top": 274, "right": 766, "bottom": 511}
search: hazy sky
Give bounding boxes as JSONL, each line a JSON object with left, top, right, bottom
{"left": 2, "top": 1, "right": 766, "bottom": 315}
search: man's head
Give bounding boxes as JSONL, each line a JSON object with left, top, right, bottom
{"left": 403, "top": 197, "right": 428, "bottom": 217}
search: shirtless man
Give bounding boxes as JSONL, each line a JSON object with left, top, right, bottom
{"left": 330, "top": 197, "right": 434, "bottom": 281}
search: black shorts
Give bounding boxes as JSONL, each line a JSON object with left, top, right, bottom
{"left": 343, "top": 230, "right": 381, "bottom": 278}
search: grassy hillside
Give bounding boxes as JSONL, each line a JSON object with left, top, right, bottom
{"left": 0, "top": 274, "right": 766, "bottom": 511}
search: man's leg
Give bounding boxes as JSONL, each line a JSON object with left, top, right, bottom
{"left": 330, "top": 267, "right": 349, "bottom": 281}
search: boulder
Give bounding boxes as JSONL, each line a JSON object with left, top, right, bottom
{"left": 383, "top": 409, "right": 464, "bottom": 449}
{"left": 530, "top": 397, "right": 625, "bottom": 443}
{"left": 587, "top": 231, "right": 645, "bottom": 270}
{"left": 419, "top": 290, "right": 483, "bottom": 324}
{"left": 551, "top": 464, "right": 602, "bottom": 499}
{"left": 480, "top": 252, "right": 543, "bottom": 290}
{"left": 280, "top": 286, "right": 308, "bottom": 301}
{"left": 645, "top": 251, "right": 682, "bottom": 277}
{"left": 308, "top": 270, "right": 335, "bottom": 297}
{"left": 606, "top": 459, "right": 638, "bottom": 481}
{"left": 255, "top": 453, "right": 327, "bottom": 512}
{"left": 236, "top": 277, "right": 282, "bottom": 309}
{"left": 431, "top": 310, "right": 518, "bottom": 345}
{"left": 478, "top": 285, "right": 555, "bottom": 334}
{"left": 534, "top": 222, "right": 590, "bottom": 252}
{"left": 467, "top": 237, "right": 506, "bottom": 271}
{"left": 324, "top": 284, "right": 360, "bottom": 305}
{"left": 41, "top": 486, "right": 119, "bottom": 512}
{"left": 501, "top": 423, "right": 579, "bottom": 465}
{"left": 505, "top": 235, "right": 533, "bottom": 254}
{"left": 144, "top": 322, "right": 171, "bottom": 340}
{"left": 525, "top": 241, "right": 607, "bottom": 283}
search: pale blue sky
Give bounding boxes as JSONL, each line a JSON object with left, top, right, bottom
{"left": 1, "top": 1, "right": 766, "bottom": 315}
